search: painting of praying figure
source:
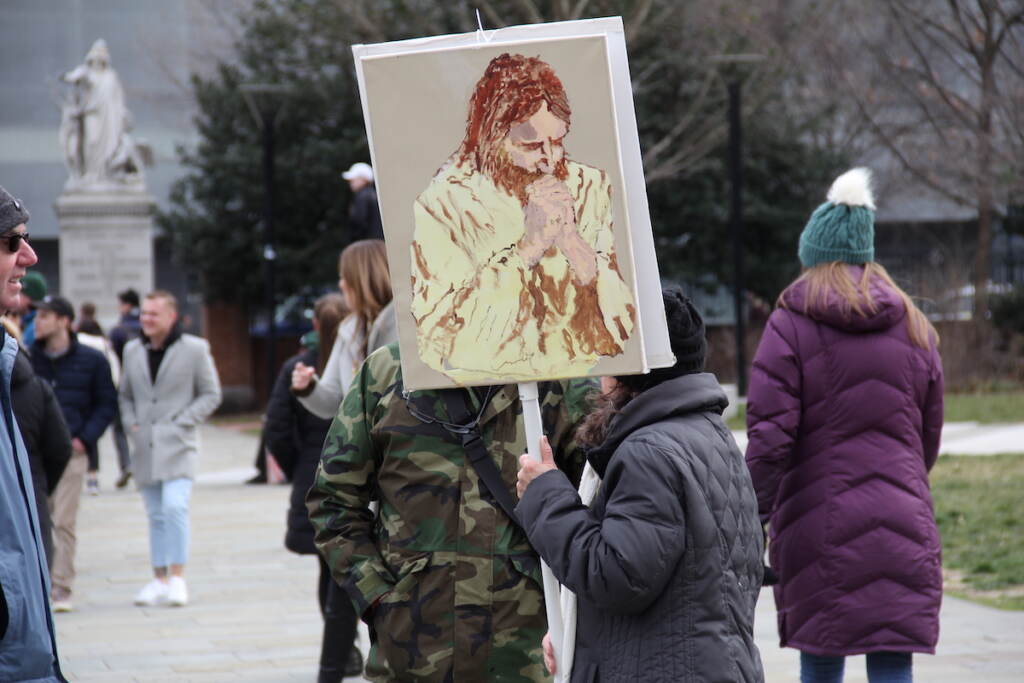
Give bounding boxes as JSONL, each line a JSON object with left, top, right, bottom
{"left": 409, "top": 52, "right": 637, "bottom": 384}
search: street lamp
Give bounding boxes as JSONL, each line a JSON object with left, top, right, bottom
{"left": 709, "top": 54, "right": 765, "bottom": 397}
{"left": 240, "top": 82, "right": 292, "bottom": 399}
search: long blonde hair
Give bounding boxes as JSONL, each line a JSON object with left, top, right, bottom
{"left": 313, "top": 293, "right": 349, "bottom": 375}
{"left": 339, "top": 239, "right": 392, "bottom": 358}
{"left": 779, "top": 261, "right": 938, "bottom": 350}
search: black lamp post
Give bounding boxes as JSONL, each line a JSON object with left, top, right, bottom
{"left": 710, "top": 54, "right": 764, "bottom": 397}
{"left": 240, "top": 83, "right": 291, "bottom": 397}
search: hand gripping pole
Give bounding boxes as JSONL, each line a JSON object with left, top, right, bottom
{"left": 518, "top": 381, "right": 566, "bottom": 682}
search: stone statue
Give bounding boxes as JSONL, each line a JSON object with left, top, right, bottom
{"left": 59, "top": 39, "right": 152, "bottom": 190}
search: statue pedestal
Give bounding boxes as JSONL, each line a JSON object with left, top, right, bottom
{"left": 56, "top": 189, "right": 155, "bottom": 328}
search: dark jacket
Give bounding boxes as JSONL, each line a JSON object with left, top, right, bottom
{"left": 517, "top": 373, "right": 765, "bottom": 683}
{"left": 349, "top": 184, "right": 384, "bottom": 241}
{"left": 264, "top": 348, "right": 332, "bottom": 554}
{"left": 0, "top": 330, "right": 66, "bottom": 682}
{"left": 746, "top": 268, "right": 944, "bottom": 656}
{"left": 109, "top": 310, "right": 141, "bottom": 362}
{"left": 30, "top": 334, "right": 117, "bottom": 450}
{"left": 10, "top": 351, "right": 71, "bottom": 563}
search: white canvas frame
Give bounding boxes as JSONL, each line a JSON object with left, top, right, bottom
{"left": 353, "top": 17, "right": 673, "bottom": 389}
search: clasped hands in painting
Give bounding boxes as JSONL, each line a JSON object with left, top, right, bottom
{"left": 518, "top": 174, "right": 598, "bottom": 285}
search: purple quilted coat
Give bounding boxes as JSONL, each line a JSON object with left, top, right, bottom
{"left": 746, "top": 268, "right": 944, "bottom": 656}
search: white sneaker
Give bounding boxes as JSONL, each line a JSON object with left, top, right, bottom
{"left": 134, "top": 579, "right": 169, "bottom": 606}
{"left": 51, "top": 587, "right": 74, "bottom": 613}
{"left": 166, "top": 576, "right": 188, "bottom": 607}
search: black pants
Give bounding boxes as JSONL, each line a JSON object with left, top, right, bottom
{"left": 112, "top": 405, "right": 131, "bottom": 474}
{"left": 86, "top": 441, "right": 99, "bottom": 472}
{"left": 317, "top": 556, "right": 359, "bottom": 681}
{"left": 85, "top": 406, "right": 131, "bottom": 473}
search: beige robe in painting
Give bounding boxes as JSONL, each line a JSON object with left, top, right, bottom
{"left": 410, "top": 160, "right": 636, "bottom": 384}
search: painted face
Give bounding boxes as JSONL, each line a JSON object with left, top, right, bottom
{"left": 0, "top": 225, "right": 38, "bottom": 313}
{"left": 140, "top": 296, "right": 177, "bottom": 339}
{"left": 502, "top": 102, "right": 568, "bottom": 175}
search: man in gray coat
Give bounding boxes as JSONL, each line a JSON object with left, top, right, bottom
{"left": 118, "top": 290, "right": 221, "bottom": 607}
{"left": 0, "top": 185, "right": 65, "bottom": 681}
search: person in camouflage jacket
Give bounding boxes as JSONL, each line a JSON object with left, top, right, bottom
{"left": 307, "top": 343, "right": 594, "bottom": 682}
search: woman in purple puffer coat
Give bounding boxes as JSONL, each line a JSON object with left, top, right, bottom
{"left": 746, "top": 168, "right": 944, "bottom": 683}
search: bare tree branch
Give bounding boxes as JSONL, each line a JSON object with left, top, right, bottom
{"left": 515, "top": 0, "right": 545, "bottom": 24}
{"left": 624, "top": 0, "right": 655, "bottom": 44}
{"left": 569, "top": 0, "right": 593, "bottom": 21}
{"left": 476, "top": 0, "right": 508, "bottom": 29}
{"left": 641, "top": 69, "right": 717, "bottom": 169}
{"left": 887, "top": 0, "right": 974, "bottom": 54}
{"left": 348, "top": 2, "right": 387, "bottom": 43}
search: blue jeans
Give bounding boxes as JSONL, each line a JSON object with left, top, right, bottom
{"left": 800, "top": 651, "right": 913, "bottom": 683}
{"left": 140, "top": 478, "right": 193, "bottom": 568}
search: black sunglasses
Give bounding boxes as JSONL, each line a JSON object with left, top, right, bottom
{"left": 1, "top": 231, "right": 29, "bottom": 253}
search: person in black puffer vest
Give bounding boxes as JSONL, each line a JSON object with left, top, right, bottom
{"left": 516, "top": 286, "right": 765, "bottom": 683}
{"left": 264, "top": 293, "right": 363, "bottom": 682}
{"left": 10, "top": 349, "right": 72, "bottom": 565}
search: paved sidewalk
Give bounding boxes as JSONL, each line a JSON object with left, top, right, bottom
{"left": 732, "top": 421, "right": 1024, "bottom": 456}
{"left": 57, "top": 424, "right": 1024, "bottom": 681}
{"left": 57, "top": 425, "right": 370, "bottom": 682}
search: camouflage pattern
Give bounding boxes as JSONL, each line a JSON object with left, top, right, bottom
{"left": 307, "top": 343, "right": 594, "bottom": 682}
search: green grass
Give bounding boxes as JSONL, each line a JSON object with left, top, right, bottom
{"left": 727, "top": 403, "right": 746, "bottom": 431}
{"left": 732, "top": 391, "right": 1024, "bottom": 428}
{"left": 932, "top": 454, "right": 1024, "bottom": 609}
{"left": 944, "top": 391, "right": 1024, "bottom": 423}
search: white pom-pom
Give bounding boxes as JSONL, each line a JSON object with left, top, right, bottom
{"left": 826, "top": 167, "right": 875, "bottom": 210}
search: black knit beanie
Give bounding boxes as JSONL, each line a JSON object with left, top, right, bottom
{"left": 616, "top": 286, "right": 706, "bottom": 392}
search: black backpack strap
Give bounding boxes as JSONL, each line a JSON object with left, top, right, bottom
{"left": 440, "top": 388, "right": 522, "bottom": 527}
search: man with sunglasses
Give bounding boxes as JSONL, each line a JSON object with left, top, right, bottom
{"left": 0, "top": 185, "right": 67, "bottom": 681}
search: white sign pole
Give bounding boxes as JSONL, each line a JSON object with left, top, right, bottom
{"left": 518, "top": 381, "right": 566, "bottom": 682}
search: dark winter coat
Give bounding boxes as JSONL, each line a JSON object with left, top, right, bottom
{"left": 745, "top": 268, "right": 944, "bottom": 657}
{"left": 30, "top": 335, "right": 117, "bottom": 450}
{"left": 349, "top": 185, "right": 384, "bottom": 241}
{"left": 10, "top": 351, "right": 71, "bottom": 563}
{"left": 109, "top": 310, "right": 141, "bottom": 362}
{"left": 517, "top": 373, "right": 765, "bottom": 683}
{"left": 264, "top": 349, "right": 332, "bottom": 554}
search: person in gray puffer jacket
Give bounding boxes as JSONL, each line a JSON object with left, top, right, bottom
{"left": 516, "top": 287, "right": 764, "bottom": 683}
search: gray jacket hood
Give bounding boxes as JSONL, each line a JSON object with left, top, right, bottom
{"left": 587, "top": 372, "right": 728, "bottom": 477}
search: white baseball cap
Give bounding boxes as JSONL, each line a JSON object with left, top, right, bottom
{"left": 342, "top": 162, "right": 374, "bottom": 182}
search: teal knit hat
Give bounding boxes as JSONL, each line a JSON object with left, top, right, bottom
{"left": 798, "top": 168, "right": 876, "bottom": 268}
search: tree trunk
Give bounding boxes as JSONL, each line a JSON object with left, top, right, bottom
{"left": 974, "top": 29, "right": 997, "bottom": 323}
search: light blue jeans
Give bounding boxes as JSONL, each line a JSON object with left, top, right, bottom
{"left": 140, "top": 478, "right": 193, "bottom": 568}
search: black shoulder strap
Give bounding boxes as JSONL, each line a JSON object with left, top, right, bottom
{"left": 440, "top": 388, "right": 522, "bottom": 528}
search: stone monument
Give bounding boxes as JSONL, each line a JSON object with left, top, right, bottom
{"left": 56, "top": 39, "right": 155, "bottom": 327}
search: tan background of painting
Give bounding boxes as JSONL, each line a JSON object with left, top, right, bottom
{"left": 361, "top": 34, "right": 643, "bottom": 389}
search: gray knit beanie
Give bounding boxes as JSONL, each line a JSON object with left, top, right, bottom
{"left": 0, "top": 185, "right": 30, "bottom": 233}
